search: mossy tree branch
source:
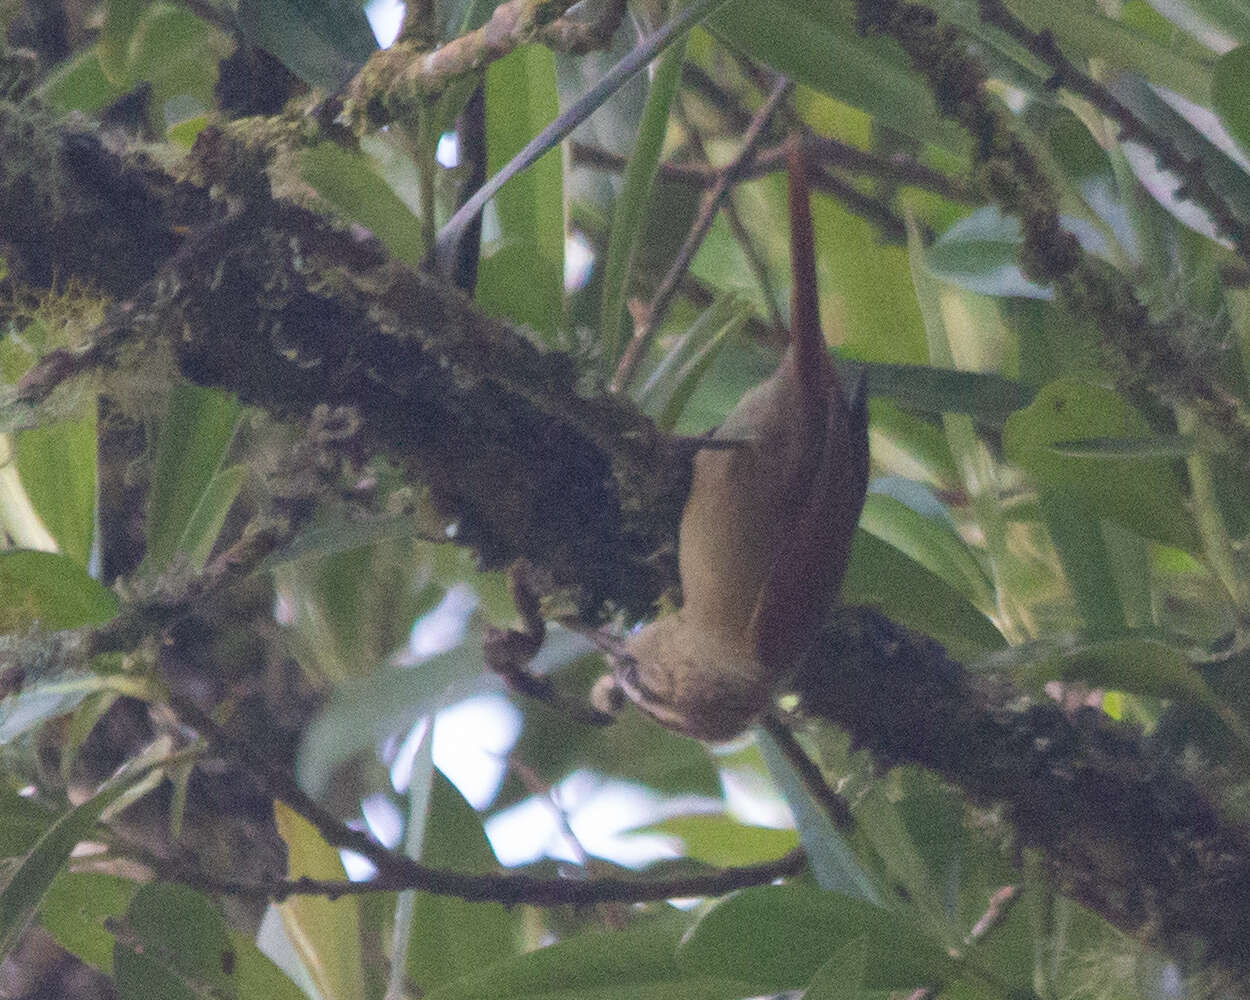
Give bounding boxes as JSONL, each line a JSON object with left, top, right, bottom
{"left": 2, "top": 103, "right": 688, "bottom": 618}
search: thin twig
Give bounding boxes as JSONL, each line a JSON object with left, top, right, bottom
{"left": 572, "top": 134, "right": 976, "bottom": 203}
{"left": 905, "top": 885, "right": 1021, "bottom": 1000}
{"left": 611, "top": 77, "right": 794, "bottom": 393}
{"left": 759, "top": 713, "right": 854, "bottom": 831}
{"left": 674, "top": 94, "right": 787, "bottom": 333}
{"left": 162, "top": 689, "right": 806, "bottom": 906}
{"left": 808, "top": 164, "right": 913, "bottom": 244}
{"left": 152, "top": 848, "right": 808, "bottom": 905}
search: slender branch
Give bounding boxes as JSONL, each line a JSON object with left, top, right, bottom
{"left": 611, "top": 77, "right": 794, "bottom": 393}
{"left": 807, "top": 165, "right": 913, "bottom": 244}
{"left": 674, "top": 95, "right": 788, "bottom": 334}
{"left": 976, "top": 0, "right": 1249, "bottom": 263}
{"left": 572, "top": 134, "right": 977, "bottom": 203}
{"left": 151, "top": 848, "right": 808, "bottom": 905}
{"left": 759, "top": 713, "right": 854, "bottom": 831}
{"left": 157, "top": 686, "right": 807, "bottom": 906}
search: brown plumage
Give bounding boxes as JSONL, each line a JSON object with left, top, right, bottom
{"left": 613, "top": 140, "right": 870, "bottom": 740}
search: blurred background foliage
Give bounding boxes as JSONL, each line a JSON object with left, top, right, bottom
{"left": 3, "top": 0, "right": 1250, "bottom": 997}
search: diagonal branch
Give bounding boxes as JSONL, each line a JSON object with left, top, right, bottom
{"left": 163, "top": 687, "right": 806, "bottom": 906}
{"left": 610, "top": 77, "right": 794, "bottom": 393}
{"left": 797, "top": 607, "right": 1250, "bottom": 980}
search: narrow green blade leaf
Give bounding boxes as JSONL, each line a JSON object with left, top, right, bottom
{"left": 599, "top": 27, "right": 687, "bottom": 373}
{"left": 758, "top": 728, "right": 882, "bottom": 903}
{"left": 300, "top": 142, "right": 427, "bottom": 267}
{"left": 145, "top": 384, "right": 242, "bottom": 573}
{"left": 477, "top": 44, "right": 564, "bottom": 341}
{"left": 274, "top": 801, "right": 366, "bottom": 1000}
{"left": 0, "top": 756, "right": 159, "bottom": 961}
{"left": 640, "top": 296, "right": 751, "bottom": 431}
{"left": 14, "top": 409, "right": 97, "bottom": 569}
{"left": 1213, "top": 44, "right": 1250, "bottom": 154}
{"left": 296, "top": 641, "right": 485, "bottom": 795}
{"left": 176, "top": 463, "right": 247, "bottom": 571}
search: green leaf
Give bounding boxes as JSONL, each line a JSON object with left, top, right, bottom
{"left": 37, "top": 49, "right": 117, "bottom": 114}
{"left": 709, "top": 1, "right": 965, "bottom": 150}
{"left": 296, "top": 642, "right": 485, "bottom": 796}
{"left": 803, "top": 935, "right": 870, "bottom": 1000}
{"left": 14, "top": 410, "right": 96, "bottom": 569}
{"left": 0, "top": 550, "right": 118, "bottom": 631}
{"left": 678, "top": 885, "right": 958, "bottom": 993}
{"left": 434, "top": 0, "right": 733, "bottom": 261}
{"left": 274, "top": 801, "right": 366, "bottom": 1000}
{"left": 98, "top": 0, "right": 154, "bottom": 85}
{"left": 925, "top": 207, "right": 1052, "bottom": 300}
{"left": 300, "top": 142, "right": 427, "bottom": 267}
{"left": 1004, "top": 377, "right": 1200, "bottom": 551}
{"left": 1036, "top": 489, "right": 1126, "bottom": 632}
{"left": 1185, "top": 0, "right": 1250, "bottom": 44}
{"left": 237, "top": 0, "right": 376, "bottom": 92}
{"left": 258, "top": 512, "right": 420, "bottom": 571}
{"left": 39, "top": 873, "right": 138, "bottom": 975}
{"left": 854, "top": 782, "right": 959, "bottom": 943}
{"left": 123, "top": 4, "right": 231, "bottom": 129}
{"left": 113, "top": 883, "right": 231, "bottom": 1000}
{"left": 230, "top": 927, "right": 309, "bottom": 1000}
{"left": 1108, "top": 72, "right": 1250, "bottom": 242}
{"left": 598, "top": 29, "right": 687, "bottom": 373}
{"left": 425, "top": 909, "right": 744, "bottom": 1000}
{"left": 276, "top": 536, "right": 452, "bottom": 683}
{"left": 0, "top": 675, "right": 126, "bottom": 747}
{"left": 638, "top": 296, "right": 752, "bottom": 431}
{"left": 1048, "top": 434, "right": 1201, "bottom": 458}
{"left": 994, "top": 1, "right": 1213, "bottom": 104}
{"left": 758, "top": 729, "right": 882, "bottom": 903}
{"left": 176, "top": 464, "right": 247, "bottom": 571}
{"left": 843, "top": 531, "right": 1006, "bottom": 662}
{"left": 860, "top": 362, "right": 1033, "bottom": 426}
{"left": 1213, "top": 44, "right": 1250, "bottom": 155}
{"left": 144, "top": 384, "right": 242, "bottom": 574}
{"left": 405, "top": 773, "right": 519, "bottom": 992}
{"left": 0, "top": 756, "right": 158, "bottom": 961}
{"left": 477, "top": 45, "right": 564, "bottom": 342}
{"left": 634, "top": 815, "right": 798, "bottom": 867}
{"left": 0, "top": 788, "right": 57, "bottom": 856}
{"left": 860, "top": 492, "right": 995, "bottom": 615}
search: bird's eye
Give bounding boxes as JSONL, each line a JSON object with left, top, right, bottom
{"left": 616, "top": 657, "right": 670, "bottom": 707}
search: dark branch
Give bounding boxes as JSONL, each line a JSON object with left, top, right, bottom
{"left": 572, "top": 134, "right": 978, "bottom": 204}
{"left": 797, "top": 607, "right": 1250, "bottom": 979}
